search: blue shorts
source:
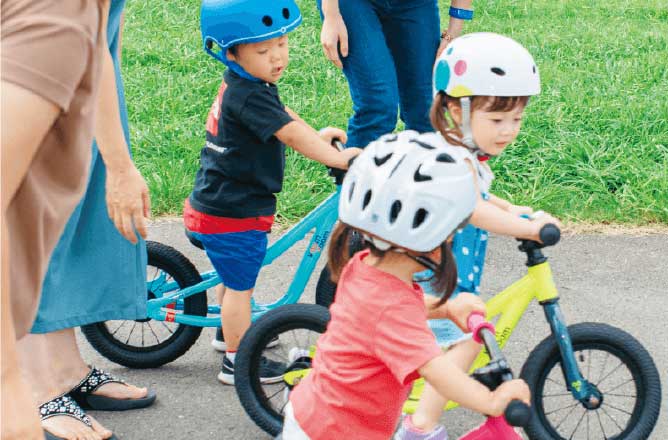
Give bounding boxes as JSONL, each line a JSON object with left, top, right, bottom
{"left": 190, "top": 230, "right": 268, "bottom": 291}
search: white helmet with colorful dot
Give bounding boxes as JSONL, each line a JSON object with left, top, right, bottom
{"left": 433, "top": 33, "right": 540, "bottom": 152}
{"left": 433, "top": 32, "right": 540, "bottom": 98}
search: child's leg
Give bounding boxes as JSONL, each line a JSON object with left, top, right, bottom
{"left": 216, "top": 284, "right": 225, "bottom": 307}
{"left": 412, "top": 340, "right": 481, "bottom": 431}
{"left": 220, "top": 286, "right": 252, "bottom": 353}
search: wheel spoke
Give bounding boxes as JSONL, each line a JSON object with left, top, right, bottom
{"left": 603, "top": 377, "right": 633, "bottom": 394}
{"left": 159, "top": 321, "right": 175, "bottom": 335}
{"left": 596, "top": 360, "right": 624, "bottom": 387}
{"left": 568, "top": 408, "right": 588, "bottom": 439}
{"left": 545, "top": 401, "right": 578, "bottom": 417}
{"left": 603, "top": 392, "right": 636, "bottom": 398}
{"left": 595, "top": 410, "right": 609, "bottom": 439}
{"left": 600, "top": 405, "right": 624, "bottom": 433}
{"left": 147, "top": 322, "right": 162, "bottom": 344}
{"left": 125, "top": 322, "right": 138, "bottom": 345}
{"left": 110, "top": 320, "right": 127, "bottom": 336}
{"left": 543, "top": 392, "right": 573, "bottom": 398}
{"left": 596, "top": 352, "right": 610, "bottom": 383}
{"left": 604, "top": 402, "right": 633, "bottom": 416}
{"left": 554, "top": 402, "right": 581, "bottom": 430}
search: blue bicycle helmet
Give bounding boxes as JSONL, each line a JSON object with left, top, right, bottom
{"left": 201, "top": 0, "right": 302, "bottom": 65}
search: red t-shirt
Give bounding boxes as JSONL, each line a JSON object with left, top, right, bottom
{"left": 290, "top": 250, "right": 443, "bottom": 439}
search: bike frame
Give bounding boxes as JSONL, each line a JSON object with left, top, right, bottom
{"left": 404, "top": 260, "right": 596, "bottom": 413}
{"left": 145, "top": 189, "right": 341, "bottom": 327}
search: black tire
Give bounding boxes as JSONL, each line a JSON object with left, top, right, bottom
{"left": 315, "top": 230, "right": 364, "bottom": 308}
{"left": 520, "top": 323, "right": 661, "bottom": 440}
{"left": 81, "top": 241, "right": 208, "bottom": 368}
{"left": 235, "top": 304, "right": 330, "bottom": 436}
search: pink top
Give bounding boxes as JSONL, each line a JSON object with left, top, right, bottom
{"left": 290, "top": 250, "right": 443, "bottom": 439}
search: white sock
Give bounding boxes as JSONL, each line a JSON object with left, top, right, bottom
{"left": 226, "top": 351, "right": 237, "bottom": 363}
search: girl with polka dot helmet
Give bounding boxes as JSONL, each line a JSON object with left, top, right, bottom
{"left": 394, "top": 33, "right": 562, "bottom": 440}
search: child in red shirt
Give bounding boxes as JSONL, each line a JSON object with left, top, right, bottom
{"left": 285, "top": 131, "right": 531, "bottom": 439}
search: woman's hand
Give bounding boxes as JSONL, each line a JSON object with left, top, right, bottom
{"left": 318, "top": 126, "right": 348, "bottom": 145}
{"left": 321, "top": 13, "right": 348, "bottom": 69}
{"left": 442, "top": 292, "right": 486, "bottom": 331}
{"left": 105, "top": 163, "right": 151, "bottom": 244}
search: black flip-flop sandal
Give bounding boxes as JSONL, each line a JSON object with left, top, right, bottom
{"left": 40, "top": 393, "right": 119, "bottom": 439}
{"left": 69, "top": 366, "right": 156, "bottom": 411}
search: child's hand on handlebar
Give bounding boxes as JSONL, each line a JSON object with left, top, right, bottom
{"left": 442, "top": 292, "right": 486, "bottom": 332}
{"left": 319, "top": 127, "right": 348, "bottom": 145}
{"left": 507, "top": 204, "right": 533, "bottom": 217}
{"left": 335, "top": 147, "right": 362, "bottom": 170}
{"left": 489, "top": 379, "right": 531, "bottom": 417}
{"left": 527, "top": 211, "right": 562, "bottom": 243}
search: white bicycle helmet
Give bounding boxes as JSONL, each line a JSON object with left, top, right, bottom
{"left": 432, "top": 32, "right": 540, "bottom": 152}
{"left": 339, "top": 130, "right": 476, "bottom": 253}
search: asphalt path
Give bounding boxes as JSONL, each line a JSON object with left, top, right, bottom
{"left": 79, "top": 220, "right": 667, "bottom": 439}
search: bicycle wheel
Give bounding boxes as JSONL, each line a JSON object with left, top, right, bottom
{"left": 521, "top": 323, "right": 661, "bottom": 440}
{"left": 235, "top": 304, "right": 330, "bottom": 436}
{"left": 81, "top": 241, "right": 208, "bottom": 368}
{"left": 315, "top": 231, "right": 364, "bottom": 308}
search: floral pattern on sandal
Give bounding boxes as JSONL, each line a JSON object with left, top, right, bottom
{"left": 39, "top": 393, "right": 92, "bottom": 427}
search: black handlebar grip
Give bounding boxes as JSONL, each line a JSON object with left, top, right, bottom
{"left": 539, "top": 223, "right": 561, "bottom": 246}
{"left": 504, "top": 400, "right": 532, "bottom": 427}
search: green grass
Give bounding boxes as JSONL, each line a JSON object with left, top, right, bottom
{"left": 123, "top": 0, "right": 668, "bottom": 224}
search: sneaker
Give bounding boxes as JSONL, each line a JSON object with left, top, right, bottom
{"left": 394, "top": 416, "right": 447, "bottom": 440}
{"left": 216, "top": 355, "right": 286, "bottom": 385}
{"left": 211, "top": 328, "right": 279, "bottom": 352}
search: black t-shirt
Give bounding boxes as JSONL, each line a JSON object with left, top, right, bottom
{"left": 190, "top": 70, "right": 294, "bottom": 218}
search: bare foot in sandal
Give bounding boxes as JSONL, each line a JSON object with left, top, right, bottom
{"left": 40, "top": 395, "right": 113, "bottom": 440}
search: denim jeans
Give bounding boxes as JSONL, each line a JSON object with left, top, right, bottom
{"left": 317, "top": 0, "right": 440, "bottom": 148}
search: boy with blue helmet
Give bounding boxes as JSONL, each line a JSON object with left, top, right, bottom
{"left": 186, "top": 0, "right": 360, "bottom": 385}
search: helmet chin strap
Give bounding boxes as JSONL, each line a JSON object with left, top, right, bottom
{"left": 362, "top": 234, "right": 439, "bottom": 272}
{"left": 223, "top": 59, "right": 262, "bottom": 83}
{"left": 459, "top": 97, "right": 490, "bottom": 160}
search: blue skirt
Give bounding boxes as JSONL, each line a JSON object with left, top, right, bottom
{"left": 31, "top": 0, "right": 147, "bottom": 333}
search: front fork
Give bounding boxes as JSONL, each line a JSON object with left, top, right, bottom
{"left": 541, "top": 299, "right": 603, "bottom": 407}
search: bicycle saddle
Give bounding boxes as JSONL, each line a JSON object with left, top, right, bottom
{"left": 184, "top": 228, "right": 205, "bottom": 250}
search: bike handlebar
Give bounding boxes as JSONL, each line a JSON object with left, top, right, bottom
{"left": 539, "top": 223, "right": 561, "bottom": 246}
{"left": 467, "top": 312, "right": 532, "bottom": 427}
{"left": 504, "top": 400, "right": 532, "bottom": 427}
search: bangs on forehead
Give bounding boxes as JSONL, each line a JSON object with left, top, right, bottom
{"left": 473, "top": 96, "right": 530, "bottom": 112}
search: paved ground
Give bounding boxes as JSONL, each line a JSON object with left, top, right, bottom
{"left": 79, "top": 220, "right": 667, "bottom": 439}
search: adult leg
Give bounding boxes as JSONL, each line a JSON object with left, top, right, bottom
{"left": 319, "top": 0, "right": 400, "bottom": 148}
{"left": 383, "top": 0, "right": 440, "bottom": 134}
{"left": 1, "top": 81, "right": 63, "bottom": 440}
{"left": 18, "top": 328, "right": 149, "bottom": 438}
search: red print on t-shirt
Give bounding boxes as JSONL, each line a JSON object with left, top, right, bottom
{"left": 206, "top": 80, "right": 227, "bottom": 136}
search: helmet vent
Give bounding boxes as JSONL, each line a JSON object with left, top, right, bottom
{"left": 413, "top": 208, "right": 428, "bottom": 228}
{"left": 374, "top": 153, "right": 393, "bottom": 166}
{"left": 533, "top": 65, "right": 536, "bottom": 73}
{"left": 414, "top": 164, "right": 432, "bottom": 182}
{"left": 388, "top": 154, "right": 406, "bottom": 178}
{"left": 410, "top": 139, "right": 435, "bottom": 150}
{"left": 262, "top": 15, "right": 273, "bottom": 26}
{"left": 383, "top": 134, "right": 398, "bottom": 142}
{"left": 389, "top": 200, "right": 402, "bottom": 224}
{"left": 362, "top": 190, "right": 372, "bottom": 210}
{"left": 436, "top": 153, "right": 455, "bottom": 163}
{"left": 348, "top": 181, "right": 355, "bottom": 202}
{"left": 490, "top": 67, "right": 506, "bottom": 76}
{"left": 283, "top": 8, "right": 290, "bottom": 19}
